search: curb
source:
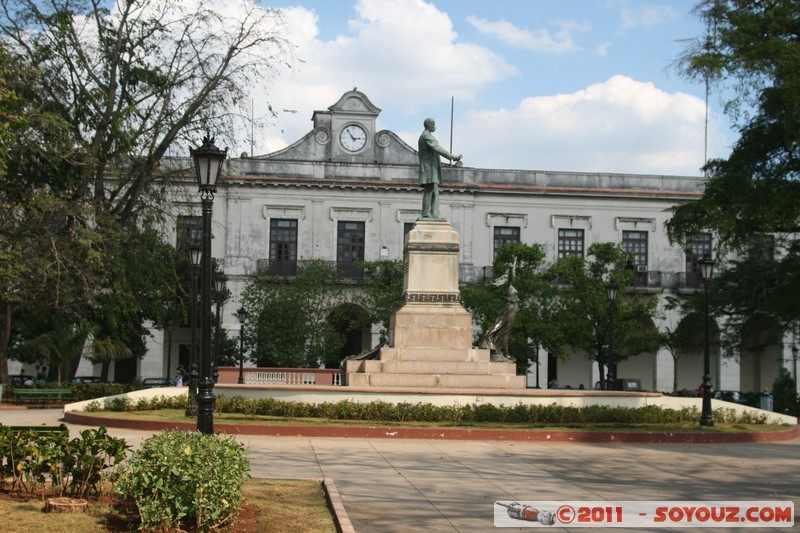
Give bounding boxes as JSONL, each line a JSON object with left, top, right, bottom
{"left": 323, "top": 478, "right": 355, "bottom": 533}
{"left": 64, "top": 411, "right": 800, "bottom": 443}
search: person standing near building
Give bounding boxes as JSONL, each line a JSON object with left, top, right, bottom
{"left": 418, "top": 118, "right": 461, "bottom": 220}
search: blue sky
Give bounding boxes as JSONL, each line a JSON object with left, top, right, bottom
{"left": 238, "top": 0, "right": 730, "bottom": 176}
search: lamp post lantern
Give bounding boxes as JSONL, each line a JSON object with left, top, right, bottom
{"left": 191, "top": 134, "right": 227, "bottom": 435}
{"left": 605, "top": 281, "right": 619, "bottom": 391}
{"left": 237, "top": 307, "right": 247, "bottom": 384}
{"left": 213, "top": 272, "right": 227, "bottom": 384}
{"left": 188, "top": 245, "right": 201, "bottom": 401}
{"left": 699, "top": 256, "right": 715, "bottom": 427}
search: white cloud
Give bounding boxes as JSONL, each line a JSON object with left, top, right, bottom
{"left": 234, "top": 0, "right": 723, "bottom": 177}
{"left": 465, "top": 15, "right": 586, "bottom": 53}
{"left": 620, "top": 5, "right": 680, "bottom": 30}
{"left": 594, "top": 41, "right": 612, "bottom": 57}
{"left": 254, "top": 0, "right": 516, "bottom": 153}
{"left": 453, "top": 75, "right": 718, "bottom": 176}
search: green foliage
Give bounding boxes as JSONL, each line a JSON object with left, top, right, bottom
{"left": 659, "top": 296, "right": 715, "bottom": 392}
{"left": 0, "top": 0, "right": 292, "bottom": 383}
{"left": 241, "top": 260, "right": 347, "bottom": 367}
{"left": 546, "top": 243, "right": 661, "bottom": 387}
{"left": 461, "top": 243, "right": 562, "bottom": 373}
{"left": 357, "top": 260, "right": 404, "bottom": 342}
{"left": 701, "top": 250, "right": 795, "bottom": 357}
{"left": 67, "top": 427, "right": 129, "bottom": 498}
{"left": 98, "top": 395, "right": 774, "bottom": 426}
{"left": 70, "top": 382, "right": 137, "bottom": 402}
{"left": 669, "top": 0, "right": 800, "bottom": 342}
{"left": 114, "top": 431, "right": 250, "bottom": 532}
{"left": 0, "top": 425, "right": 128, "bottom": 498}
{"left": 84, "top": 394, "right": 187, "bottom": 412}
{"left": 771, "top": 369, "right": 798, "bottom": 416}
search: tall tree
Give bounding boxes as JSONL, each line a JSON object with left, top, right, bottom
{"left": 0, "top": 0, "right": 292, "bottom": 222}
{"left": 357, "top": 260, "right": 404, "bottom": 344}
{"left": 660, "top": 296, "right": 707, "bottom": 392}
{"left": 0, "top": 0, "right": 293, "bottom": 380}
{"left": 461, "top": 243, "right": 564, "bottom": 375}
{"left": 0, "top": 193, "right": 112, "bottom": 383}
{"left": 668, "top": 0, "right": 800, "bottom": 343}
{"left": 241, "top": 260, "right": 346, "bottom": 368}
{"left": 546, "top": 243, "right": 660, "bottom": 390}
{"left": 0, "top": 41, "right": 85, "bottom": 383}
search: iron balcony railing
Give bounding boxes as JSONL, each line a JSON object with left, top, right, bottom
{"left": 256, "top": 259, "right": 364, "bottom": 280}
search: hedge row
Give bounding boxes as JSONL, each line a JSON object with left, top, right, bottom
{"left": 84, "top": 394, "right": 773, "bottom": 425}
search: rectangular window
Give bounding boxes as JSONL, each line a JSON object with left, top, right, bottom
{"left": 493, "top": 226, "right": 520, "bottom": 258}
{"left": 622, "top": 231, "right": 648, "bottom": 266}
{"left": 558, "top": 228, "right": 584, "bottom": 258}
{"left": 623, "top": 230, "right": 649, "bottom": 286}
{"left": 337, "top": 221, "right": 365, "bottom": 279}
{"left": 749, "top": 234, "right": 775, "bottom": 261}
{"left": 269, "top": 219, "right": 298, "bottom": 276}
{"left": 403, "top": 222, "right": 414, "bottom": 249}
{"left": 176, "top": 216, "right": 202, "bottom": 251}
{"left": 685, "top": 233, "right": 712, "bottom": 288}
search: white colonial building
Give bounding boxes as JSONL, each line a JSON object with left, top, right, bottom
{"left": 68, "top": 89, "right": 795, "bottom": 392}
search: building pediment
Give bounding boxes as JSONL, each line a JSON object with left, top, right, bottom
{"left": 327, "top": 88, "right": 381, "bottom": 116}
{"left": 252, "top": 89, "right": 417, "bottom": 168}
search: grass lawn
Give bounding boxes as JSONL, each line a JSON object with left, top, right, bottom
{"left": 81, "top": 408, "right": 792, "bottom": 433}
{"left": 0, "top": 479, "right": 337, "bottom": 533}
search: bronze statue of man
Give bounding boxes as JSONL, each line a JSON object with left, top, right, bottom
{"left": 418, "top": 118, "right": 461, "bottom": 220}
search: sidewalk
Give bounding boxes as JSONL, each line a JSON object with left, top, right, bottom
{"left": 2, "top": 408, "right": 799, "bottom": 532}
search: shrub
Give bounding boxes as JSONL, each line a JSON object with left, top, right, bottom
{"left": 87, "top": 394, "right": 779, "bottom": 426}
{"left": 71, "top": 382, "right": 137, "bottom": 401}
{"left": 0, "top": 425, "right": 128, "bottom": 498}
{"left": 115, "top": 431, "right": 250, "bottom": 532}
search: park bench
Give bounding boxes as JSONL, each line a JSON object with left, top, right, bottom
{"left": 13, "top": 388, "right": 74, "bottom": 408}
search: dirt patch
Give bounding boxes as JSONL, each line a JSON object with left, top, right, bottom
{"left": 0, "top": 479, "right": 337, "bottom": 532}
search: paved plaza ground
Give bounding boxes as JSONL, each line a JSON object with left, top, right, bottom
{"left": 2, "top": 408, "right": 798, "bottom": 532}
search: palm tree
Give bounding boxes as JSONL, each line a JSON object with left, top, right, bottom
{"left": 26, "top": 320, "right": 131, "bottom": 384}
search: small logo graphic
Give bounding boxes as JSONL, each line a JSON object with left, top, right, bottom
{"left": 495, "top": 502, "right": 555, "bottom": 525}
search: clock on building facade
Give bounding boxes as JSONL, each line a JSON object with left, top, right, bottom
{"left": 340, "top": 123, "right": 367, "bottom": 152}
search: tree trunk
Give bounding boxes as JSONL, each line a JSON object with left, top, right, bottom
{"left": 0, "top": 302, "right": 11, "bottom": 384}
{"left": 46, "top": 498, "right": 88, "bottom": 513}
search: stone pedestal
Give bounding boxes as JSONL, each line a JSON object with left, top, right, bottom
{"left": 346, "top": 220, "right": 524, "bottom": 389}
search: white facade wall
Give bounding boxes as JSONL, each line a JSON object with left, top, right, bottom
{"left": 53, "top": 89, "right": 793, "bottom": 394}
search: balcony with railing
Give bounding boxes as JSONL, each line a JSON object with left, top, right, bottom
{"left": 256, "top": 259, "right": 364, "bottom": 280}
{"left": 675, "top": 271, "right": 704, "bottom": 291}
{"left": 217, "top": 366, "right": 344, "bottom": 386}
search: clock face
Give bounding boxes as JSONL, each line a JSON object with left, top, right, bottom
{"left": 340, "top": 124, "right": 367, "bottom": 152}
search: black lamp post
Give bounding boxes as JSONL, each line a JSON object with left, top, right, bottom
{"left": 237, "top": 307, "right": 247, "bottom": 384}
{"left": 792, "top": 345, "right": 798, "bottom": 394}
{"left": 188, "top": 245, "right": 201, "bottom": 400}
{"left": 606, "top": 281, "right": 619, "bottom": 391}
{"left": 213, "top": 272, "right": 227, "bottom": 384}
{"left": 191, "top": 134, "right": 227, "bottom": 435}
{"left": 699, "top": 256, "right": 715, "bottom": 427}
{"left": 166, "top": 319, "right": 174, "bottom": 380}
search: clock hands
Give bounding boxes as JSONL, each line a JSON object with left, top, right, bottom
{"left": 342, "top": 126, "right": 365, "bottom": 151}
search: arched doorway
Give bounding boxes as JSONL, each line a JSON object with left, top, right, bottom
{"left": 739, "top": 314, "right": 782, "bottom": 393}
{"left": 671, "top": 311, "right": 720, "bottom": 392}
